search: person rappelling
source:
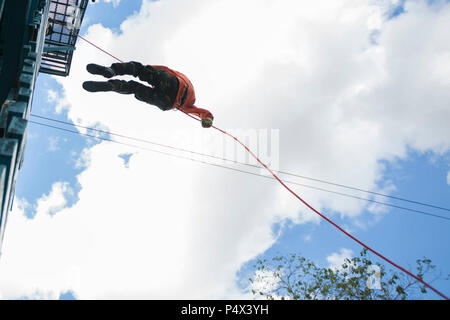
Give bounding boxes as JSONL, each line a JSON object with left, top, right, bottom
{"left": 82, "top": 61, "right": 214, "bottom": 128}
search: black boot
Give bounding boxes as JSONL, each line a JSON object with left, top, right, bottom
{"left": 107, "top": 79, "right": 137, "bottom": 94}
{"left": 82, "top": 81, "right": 114, "bottom": 92}
{"left": 110, "top": 61, "right": 143, "bottom": 78}
{"left": 86, "top": 63, "right": 116, "bottom": 78}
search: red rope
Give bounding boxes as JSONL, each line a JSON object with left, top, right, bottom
{"left": 181, "top": 113, "right": 449, "bottom": 300}
{"left": 66, "top": 24, "right": 449, "bottom": 300}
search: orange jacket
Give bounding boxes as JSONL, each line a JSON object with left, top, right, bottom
{"left": 151, "top": 65, "right": 214, "bottom": 120}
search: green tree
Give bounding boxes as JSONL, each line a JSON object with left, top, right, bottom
{"left": 249, "top": 249, "right": 446, "bottom": 300}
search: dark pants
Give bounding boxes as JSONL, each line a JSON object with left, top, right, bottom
{"left": 108, "top": 61, "right": 179, "bottom": 111}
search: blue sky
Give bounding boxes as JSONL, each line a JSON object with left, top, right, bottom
{"left": 17, "top": 76, "right": 86, "bottom": 218}
{"left": 0, "top": 0, "right": 449, "bottom": 299}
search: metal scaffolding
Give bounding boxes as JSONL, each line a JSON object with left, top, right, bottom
{"left": 40, "top": 0, "right": 89, "bottom": 76}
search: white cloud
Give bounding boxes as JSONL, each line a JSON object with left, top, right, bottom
{"left": 447, "top": 171, "right": 450, "bottom": 186}
{"left": 367, "top": 181, "right": 396, "bottom": 215}
{"left": 327, "top": 248, "right": 354, "bottom": 271}
{"left": 35, "top": 182, "right": 73, "bottom": 216}
{"left": 95, "top": 0, "right": 121, "bottom": 8}
{"left": 74, "top": 147, "right": 91, "bottom": 170}
{"left": 47, "top": 89, "right": 59, "bottom": 103}
{"left": 1, "top": 0, "right": 449, "bottom": 299}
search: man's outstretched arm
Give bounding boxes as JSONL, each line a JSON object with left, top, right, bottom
{"left": 180, "top": 105, "right": 214, "bottom": 127}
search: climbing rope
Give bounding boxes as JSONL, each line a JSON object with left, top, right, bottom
{"left": 53, "top": 23, "right": 449, "bottom": 300}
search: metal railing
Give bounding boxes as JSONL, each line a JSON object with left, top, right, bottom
{"left": 39, "top": 0, "right": 88, "bottom": 76}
